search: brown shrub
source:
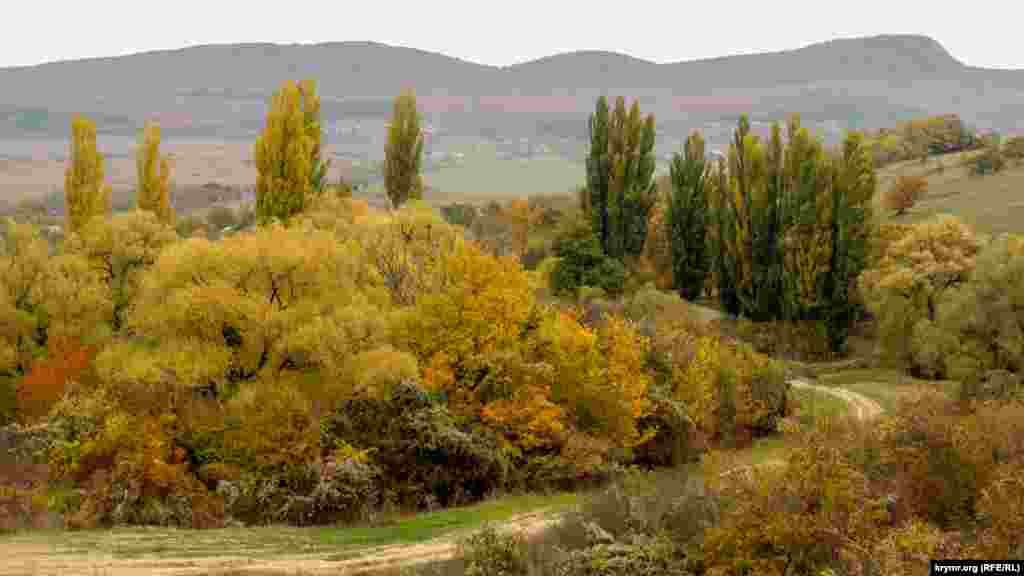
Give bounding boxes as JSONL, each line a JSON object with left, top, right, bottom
{"left": 883, "top": 175, "right": 928, "bottom": 215}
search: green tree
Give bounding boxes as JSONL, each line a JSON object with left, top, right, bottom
{"left": 665, "top": 131, "right": 711, "bottom": 300}
{"left": 254, "top": 79, "right": 329, "bottom": 224}
{"left": 708, "top": 115, "right": 876, "bottom": 351}
{"left": 64, "top": 116, "right": 112, "bottom": 234}
{"left": 583, "top": 96, "right": 656, "bottom": 261}
{"left": 607, "top": 97, "right": 657, "bottom": 260}
{"left": 135, "top": 121, "right": 176, "bottom": 226}
{"left": 384, "top": 89, "right": 424, "bottom": 209}
{"left": 584, "top": 96, "right": 611, "bottom": 254}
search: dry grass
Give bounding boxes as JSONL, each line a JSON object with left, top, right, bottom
{"left": 878, "top": 153, "right": 1024, "bottom": 235}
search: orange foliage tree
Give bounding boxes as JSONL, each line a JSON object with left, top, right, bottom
{"left": 15, "top": 339, "right": 98, "bottom": 424}
{"left": 884, "top": 174, "right": 928, "bottom": 215}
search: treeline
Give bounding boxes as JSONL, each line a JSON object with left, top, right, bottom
{"left": 551, "top": 99, "right": 875, "bottom": 354}
{"left": 0, "top": 80, "right": 791, "bottom": 530}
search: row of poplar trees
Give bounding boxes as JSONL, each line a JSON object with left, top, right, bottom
{"left": 580, "top": 98, "right": 877, "bottom": 352}
{"left": 63, "top": 117, "right": 175, "bottom": 234}
{"left": 65, "top": 79, "right": 426, "bottom": 233}
{"left": 252, "top": 79, "right": 424, "bottom": 223}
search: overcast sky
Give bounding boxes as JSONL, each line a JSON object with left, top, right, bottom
{"left": 4, "top": 0, "right": 1021, "bottom": 69}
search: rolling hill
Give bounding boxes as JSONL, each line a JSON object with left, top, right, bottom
{"left": 1, "top": 34, "right": 1022, "bottom": 144}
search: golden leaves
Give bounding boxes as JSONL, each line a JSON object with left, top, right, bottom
{"left": 135, "top": 122, "right": 175, "bottom": 225}
{"left": 64, "top": 116, "right": 111, "bottom": 234}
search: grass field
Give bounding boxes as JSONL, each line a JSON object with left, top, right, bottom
{"left": 877, "top": 152, "right": 1024, "bottom": 236}
{"left": 421, "top": 149, "right": 583, "bottom": 203}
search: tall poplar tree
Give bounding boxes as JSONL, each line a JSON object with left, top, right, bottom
{"left": 135, "top": 121, "right": 175, "bottom": 226}
{"left": 583, "top": 96, "right": 656, "bottom": 261}
{"left": 384, "top": 89, "right": 424, "bottom": 209}
{"left": 585, "top": 96, "right": 611, "bottom": 252}
{"left": 65, "top": 116, "right": 112, "bottom": 234}
{"left": 254, "top": 79, "right": 329, "bottom": 224}
{"left": 666, "top": 131, "right": 711, "bottom": 300}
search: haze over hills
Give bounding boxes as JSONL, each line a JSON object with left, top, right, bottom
{"left": 1, "top": 34, "right": 1022, "bottom": 157}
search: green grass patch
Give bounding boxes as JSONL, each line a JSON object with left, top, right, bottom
{"left": 790, "top": 386, "right": 850, "bottom": 428}
{"left": 1, "top": 492, "right": 579, "bottom": 561}
{"left": 814, "top": 368, "right": 960, "bottom": 412}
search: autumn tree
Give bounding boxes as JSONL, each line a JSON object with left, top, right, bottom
{"left": 884, "top": 174, "right": 928, "bottom": 215}
{"left": 922, "top": 233, "right": 1024, "bottom": 385}
{"left": 0, "top": 220, "right": 50, "bottom": 377}
{"left": 384, "top": 89, "right": 424, "bottom": 209}
{"left": 64, "top": 210, "right": 178, "bottom": 331}
{"left": 708, "top": 115, "right": 876, "bottom": 351}
{"left": 123, "top": 222, "right": 378, "bottom": 398}
{"left": 64, "top": 116, "right": 112, "bottom": 234}
{"left": 666, "top": 131, "right": 711, "bottom": 300}
{"left": 135, "top": 122, "right": 176, "bottom": 225}
{"left": 254, "top": 80, "right": 329, "bottom": 224}
{"left": 858, "top": 215, "right": 980, "bottom": 372}
{"left": 499, "top": 199, "right": 538, "bottom": 261}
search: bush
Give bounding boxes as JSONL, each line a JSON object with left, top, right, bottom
{"left": 459, "top": 524, "right": 530, "bottom": 576}
{"left": 549, "top": 536, "right": 692, "bottom": 576}
{"left": 205, "top": 204, "right": 238, "bottom": 231}
{"left": 883, "top": 175, "right": 928, "bottom": 216}
{"left": 47, "top": 396, "right": 225, "bottom": 529}
{"left": 224, "top": 452, "right": 382, "bottom": 526}
{"left": 322, "top": 381, "right": 508, "bottom": 509}
{"left": 929, "top": 234, "right": 1024, "bottom": 388}
{"left": 550, "top": 215, "right": 626, "bottom": 297}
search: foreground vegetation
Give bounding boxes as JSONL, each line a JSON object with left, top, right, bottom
{"left": 1, "top": 74, "right": 1023, "bottom": 575}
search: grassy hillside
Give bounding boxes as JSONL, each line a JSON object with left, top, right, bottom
{"left": 878, "top": 152, "right": 1024, "bottom": 235}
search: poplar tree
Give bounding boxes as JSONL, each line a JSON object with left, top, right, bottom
{"left": 583, "top": 96, "right": 656, "bottom": 261}
{"left": 254, "top": 79, "right": 329, "bottom": 224}
{"left": 585, "top": 96, "right": 611, "bottom": 252}
{"left": 135, "top": 121, "right": 175, "bottom": 226}
{"left": 384, "top": 89, "right": 424, "bottom": 209}
{"left": 666, "top": 131, "right": 711, "bottom": 300}
{"left": 607, "top": 98, "right": 657, "bottom": 260}
{"left": 64, "top": 116, "right": 112, "bottom": 234}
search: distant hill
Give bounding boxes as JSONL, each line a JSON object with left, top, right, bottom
{"left": 1, "top": 34, "right": 1022, "bottom": 143}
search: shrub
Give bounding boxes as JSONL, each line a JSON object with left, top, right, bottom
{"left": 549, "top": 536, "right": 692, "bottom": 576}
{"left": 205, "top": 205, "right": 238, "bottom": 231}
{"left": 928, "top": 234, "right": 1024, "bottom": 388}
{"left": 549, "top": 212, "right": 626, "bottom": 297}
{"left": 47, "top": 398, "right": 224, "bottom": 529}
{"left": 224, "top": 451, "right": 382, "bottom": 526}
{"left": 322, "top": 381, "right": 508, "bottom": 509}
{"left": 858, "top": 215, "right": 980, "bottom": 374}
{"left": 459, "top": 524, "right": 530, "bottom": 576}
{"left": 883, "top": 175, "right": 928, "bottom": 215}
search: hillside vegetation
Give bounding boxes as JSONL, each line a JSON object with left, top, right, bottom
{"left": 1, "top": 72, "right": 1023, "bottom": 576}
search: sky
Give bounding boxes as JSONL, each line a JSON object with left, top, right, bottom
{"left": 4, "top": 0, "right": 1022, "bottom": 69}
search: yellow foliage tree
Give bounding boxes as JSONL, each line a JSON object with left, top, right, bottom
{"left": 254, "top": 80, "right": 328, "bottom": 224}
{"left": 0, "top": 220, "right": 50, "bottom": 376}
{"left": 125, "top": 222, "right": 375, "bottom": 395}
{"left": 64, "top": 210, "right": 178, "bottom": 331}
{"left": 64, "top": 116, "right": 111, "bottom": 234}
{"left": 135, "top": 122, "right": 176, "bottom": 225}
